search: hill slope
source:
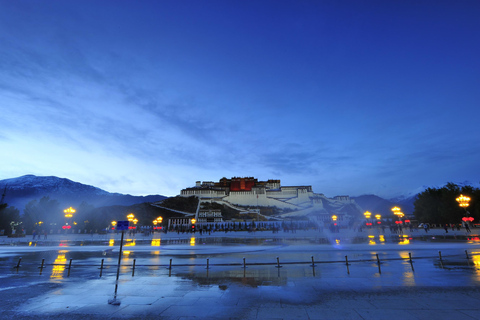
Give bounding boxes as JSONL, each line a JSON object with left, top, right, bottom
{"left": 0, "top": 175, "right": 167, "bottom": 212}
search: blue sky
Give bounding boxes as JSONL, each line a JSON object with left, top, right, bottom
{"left": 1, "top": 1, "right": 479, "bottom": 198}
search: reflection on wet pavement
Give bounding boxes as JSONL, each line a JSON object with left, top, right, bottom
{"left": 50, "top": 250, "right": 67, "bottom": 279}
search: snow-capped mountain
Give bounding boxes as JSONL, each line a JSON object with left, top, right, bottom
{"left": 0, "top": 175, "right": 167, "bottom": 212}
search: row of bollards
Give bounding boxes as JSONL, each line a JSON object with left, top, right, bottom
{"left": 12, "top": 250, "right": 477, "bottom": 276}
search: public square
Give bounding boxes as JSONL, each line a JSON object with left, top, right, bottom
{"left": 1, "top": 227, "right": 480, "bottom": 319}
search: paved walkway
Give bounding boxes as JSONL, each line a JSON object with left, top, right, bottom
{"left": 1, "top": 226, "right": 476, "bottom": 245}
{"left": 1, "top": 228, "right": 480, "bottom": 319}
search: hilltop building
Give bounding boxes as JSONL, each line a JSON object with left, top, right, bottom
{"left": 180, "top": 177, "right": 361, "bottom": 221}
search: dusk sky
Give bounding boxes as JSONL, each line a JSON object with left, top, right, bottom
{"left": 1, "top": 1, "right": 479, "bottom": 198}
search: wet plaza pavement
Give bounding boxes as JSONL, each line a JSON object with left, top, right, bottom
{"left": 1, "top": 228, "right": 480, "bottom": 319}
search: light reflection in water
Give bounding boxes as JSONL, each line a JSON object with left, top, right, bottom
{"left": 467, "top": 237, "right": 480, "bottom": 244}
{"left": 398, "top": 235, "right": 410, "bottom": 245}
{"left": 368, "top": 235, "right": 376, "bottom": 245}
{"left": 190, "top": 237, "right": 195, "bottom": 246}
{"left": 398, "top": 251, "right": 416, "bottom": 286}
{"left": 402, "top": 271, "right": 416, "bottom": 286}
{"left": 472, "top": 252, "right": 480, "bottom": 267}
{"left": 379, "top": 235, "right": 385, "bottom": 242}
{"left": 109, "top": 239, "right": 114, "bottom": 246}
{"left": 471, "top": 253, "right": 480, "bottom": 282}
{"left": 335, "top": 239, "right": 340, "bottom": 245}
{"left": 151, "top": 239, "right": 161, "bottom": 247}
{"left": 51, "top": 250, "right": 68, "bottom": 279}
{"left": 124, "top": 239, "right": 136, "bottom": 247}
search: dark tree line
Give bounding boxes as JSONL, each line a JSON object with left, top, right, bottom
{"left": 414, "top": 183, "right": 479, "bottom": 224}
{"left": 0, "top": 196, "right": 169, "bottom": 235}
{"left": 0, "top": 203, "right": 20, "bottom": 235}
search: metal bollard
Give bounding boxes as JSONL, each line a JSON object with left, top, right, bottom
{"left": 39, "top": 259, "right": 45, "bottom": 275}
{"left": 132, "top": 259, "right": 136, "bottom": 277}
{"left": 243, "top": 257, "right": 247, "bottom": 269}
{"left": 275, "top": 256, "right": 282, "bottom": 268}
{"left": 345, "top": 255, "right": 350, "bottom": 274}
{"left": 99, "top": 259, "right": 104, "bottom": 277}
{"left": 67, "top": 259, "right": 73, "bottom": 277}
{"left": 167, "top": 258, "right": 172, "bottom": 270}
{"left": 206, "top": 258, "right": 210, "bottom": 269}
{"left": 14, "top": 257, "right": 22, "bottom": 271}
{"left": 439, "top": 251, "right": 444, "bottom": 269}
{"left": 310, "top": 256, "right": 316, "bottom": 267}
{"left": 376, "top": 253, "right": 381, "bottom": 274}
{"left": 408, "top": 252, "right": 414, "bottom": 271}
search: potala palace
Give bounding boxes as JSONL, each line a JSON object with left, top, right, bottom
{"left": 179, "top": 177, "right": 363, "bottom": 221}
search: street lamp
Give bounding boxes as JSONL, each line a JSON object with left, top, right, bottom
{"left": 392, "top": 206, "right": 404, "bottom": 223}
{"left": 63, "top": 207, "right": 75, "bottom": 232}
{"left": 64, "top": 207, "right": 76, "bottom": 218}
{"left": 375, "top": 214, "right": 382, "bottom": 225}
{"left": 154, "top": 216, "right": 163, "bottom": 231}
{"left": 331, "top": 215, "right": 338, "bottom": 221}
{"left": 456, "top": 194, "right": 471, "bottom": 208}
{"left": 457, "top": 194, "right": 473, "bottom": 227}
{"left": 364, "top": 211, "right": 372, "bottom": 227}
{"left": 191, "top": 218, "right": 196, "bottom": 233}
{"left": 127, "top": 213, "right": 135, "bottom": 222}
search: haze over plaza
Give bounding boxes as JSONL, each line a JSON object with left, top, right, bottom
{"left": 1, "top": 1, "right": 479, "bottom": 198}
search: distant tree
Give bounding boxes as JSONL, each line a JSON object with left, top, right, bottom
{"left": 0, "top": 205, "right": 20, "bottom": 235}
{"left": 414, "top": 183, "right": 479, "bottom": 224}
{"left": 75, "top": 201, "right": 96, "bottom": 232}
{"left": 22, "top": 197, "right": 61, "bottom": 233}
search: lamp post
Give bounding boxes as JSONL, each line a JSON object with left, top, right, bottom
{"left": 364, "top": 211, "right": 372, "bottom": 227}
{"left": 63, "top": 207, "right": 75, "bottom": 233}
{"left": 457, "top": 194, "right": 472, "bottom": 230}
{"left": 375, "top": 214, "right": 382, "bottom": 226}
{"left": 126, "top": 213, "right": 135, "bottom": 235}
{"left": 191, "top": 218, "right": 196, "bottom": 233}
{"left": 391, "top": 206, "right": 404, "bottom": 223}
{"left": 331, "top": 215, "right": 338, "bottom": 233}
{"left": 154, "top": 216, "right": 163, "bottom": 232}
{"left": 111, "top": 221, "right": 117, "bottom": 233}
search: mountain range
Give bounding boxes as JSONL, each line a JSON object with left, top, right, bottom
{"left": 0, "top": 175, "right": 167, "bottom": 213}
{"left": 0, "top": 175, "right": 420, "bottom": 216}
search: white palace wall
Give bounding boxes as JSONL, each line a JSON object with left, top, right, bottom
{"left": 224, "top": 191, "right": 300, "bottom": 210}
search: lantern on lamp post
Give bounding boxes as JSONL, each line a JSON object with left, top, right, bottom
{"left": 63, "top": 207, "right": 75, "bottom": 233}
{"left": 190, "top": 218, "right": 196, "bottom": 233}
{"left": 391, "top": 206, "right": 404, "bottom": 223}
{"left": 364, "top": 211, "right": 372, "bottom": 227}
{"left": 457, "top": 194, "right": 472, "bottom": 230}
